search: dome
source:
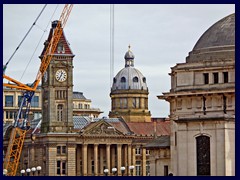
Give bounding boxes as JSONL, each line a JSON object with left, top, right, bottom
{"left": 112, "top": 67, "right": 147, "bottom": 90}
{"left": 187, "top": 13, "right": 235, "bottom": 63}
{"left": 112, "top": 46, "right": 147, "bottom": 91}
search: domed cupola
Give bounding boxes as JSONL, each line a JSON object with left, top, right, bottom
{"left": 112, "top": 46, "right": 148, "bottom": 91}
{"left": 109, "top": 46, "right": 151, "bottom": 123}
{"left": 124, "top": 45, "right": 135, "bottom": 67}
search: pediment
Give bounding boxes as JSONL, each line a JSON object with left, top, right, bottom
{"left": 81, "top": 120, "right": 124, "bottom": 136}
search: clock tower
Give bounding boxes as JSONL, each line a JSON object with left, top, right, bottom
{"left": 40, "top": 20, "right": 74, "bottom": 133}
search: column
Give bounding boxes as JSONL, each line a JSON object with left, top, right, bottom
{"left": 47, "top": 144, "right": 57, "bottom": 176}
{"left": 127, "top": 145, "right": 132, "bottom": 175}
{"left": 82, "top": 144, "right": 88, "bottom": 176}
{"left": 106, "top": 144, "right": 111, "bottom": 171}
{"left": 111, "top": 145, "right": 115, "bottom": 170}
{"left": 142, "top": 148, "right": 146, "bottom": 176}
{"left": 94, "top": 144, "right": 98, "bottom": 176}
{"left": 87, "top": 146, "right": 92, "bottom": 175}
{"left": 67, "top": 144, "right": 76, "bottom": 176}
{"left": 117, "top": 144, "right": 122, "bottom": 176}
{"left": 132, "top": 146, "right": 136, "bottom": 176}
{"left": 99, "top": 146, "right": 104, "bottom": 175}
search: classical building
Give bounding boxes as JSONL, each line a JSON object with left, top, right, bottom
{"left": 158, "top": 13, "right": 235, "bottom": 176}
{"left": 3, "top": 13, "right": 235, "bottom": 176}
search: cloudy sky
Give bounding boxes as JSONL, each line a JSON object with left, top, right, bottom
{"left": 3, "top": 4, "right": 235, "bottom": 118}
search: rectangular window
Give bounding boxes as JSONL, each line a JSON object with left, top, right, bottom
{"left": 146, "top": 149, "right": 150, "bottom": 155}
{"left": 57, "top": 146, "right": 66, "bottom": 155}
{"left": 31, "top": 96, "right": 39, "bottom": 107}
{"left": 135, "top": 161, "right": 141, "bottom": 176}
{"left": 203, "top": 73, "right": 209, "bottom": 84}
{"left": 57, "top": 160, "right": 66, "bottom": 175}
{"left": 135, "top": 148, "right": 141, "bottom": 155}
{"left": 57, "top": 146, "right": 61, "bottom": 155}
{"left": 5, "top": 95, "right": 13, "bottom": 107}
{"left": 213, "top": 72, "right": 218, "bottom": 84}
{"left": 146, "top": 161, "right": 150, "bottom": 176}
{"left": 223, "top": 72, "right": 228, "bottom": 83}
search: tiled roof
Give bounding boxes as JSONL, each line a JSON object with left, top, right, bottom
{"left": 73, "top": 92, "right": 86, "bottom": 100}
{"left": 145, "top": 135, "right": 170, "bottom": 148}
{"left": 73, "top": 116, "right": 92, "bottom": 129}
{"left": 126, "top": 121, "right": 170, "bottom": 136}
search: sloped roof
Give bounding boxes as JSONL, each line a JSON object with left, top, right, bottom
{"left": 145, "top": 135, "right": 170, "bottom": 148}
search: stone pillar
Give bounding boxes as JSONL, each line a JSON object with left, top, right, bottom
{"left": 94, "top": 144, "right": 98, "bottom": 176}
{"left": 47, "top": 144, "right": 57, "bottom": 176}
{"left": 127, "top": 145, "right": 132, "bottom": 175}
{"left": 68, "top": 144, "right": 76, "bottom": 176}
{"left": 106, "top": 144, "right": 111, "bottom": 171}
{"left": 99, "top": 146, "right": 104, "bottom": 175}
{"left": 142, "top": 148, "right": 146, "bottom": 176}
{"left": 117, "top": 144, "right": 122, "bottom": 176}
{"left": 111, "top": 145, "right": 115, "bottom": 171}
{"left": 87, "top": 146, "right": 92, "bottom": 175}
{"left": 82, "top": 144, "right": 88, "bottom": 176}
{"left": 132, "top": 146, "right": 136, "bottom": 176}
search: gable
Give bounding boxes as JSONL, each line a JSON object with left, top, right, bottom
{"left": 81, "top": 120, "right": 125, "bottom": 136}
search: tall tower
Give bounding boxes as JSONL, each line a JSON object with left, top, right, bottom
{"left": 41, "top": 20, "right": 75, "bottom": 133}
{"left": 109, "top": 46, "right": 151, "bottom": 122}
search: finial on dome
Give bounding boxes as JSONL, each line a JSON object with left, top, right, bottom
{"left": 128, "top": 44, "right": 131, "bottom": 51}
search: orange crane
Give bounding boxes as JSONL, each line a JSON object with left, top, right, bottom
{"left": 3, "top": 4, "right": 73, "bottom": 176}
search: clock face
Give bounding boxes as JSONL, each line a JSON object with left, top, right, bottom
{"left": 55, "top": 69, "right": 67, "bottom": 82}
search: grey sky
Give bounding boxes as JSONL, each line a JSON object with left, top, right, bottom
{"left": 3, "top": 4, "right": 235, "bottom": 117}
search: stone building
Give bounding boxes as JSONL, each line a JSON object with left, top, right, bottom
{"left": 158, "top": 13, "right": 235, "bottom": 176}
{"left": 3, "top": 13, "right": 235, "bottom": 176}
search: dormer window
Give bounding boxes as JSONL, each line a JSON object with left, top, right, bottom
{"left": 57, "top": 42, "right": 65, "bottom": 53}
{"left": 121, "top": 77, "right": 126, "bottom": 83}
{"left": 133, "top": 77, "right": 138, "bottom": 82}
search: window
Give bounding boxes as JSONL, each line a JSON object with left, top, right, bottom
{"left": 133, "top": 76, "right": 138, "bottom": 82}
{"left": 203, "top": 73, "right": 209, "bottom": 84}
{"left": 146, "top": 149, "right": 150, "bottom": 155}
{"left": 57, "top": 146, "right": 66, "bottom": 155}
{"left": 57, "top": 43, "right": 65, "bottom": 53}
{"left": 79, "top": 103, "right": 82, "bottom": 109}
{"left": 120, "top": 77, "right": 126, "bottom": 89}
{"left": 5, "top": 95, "right": 13, "bottom": 107}
{"left": 120, "top": 98, "right": 127, "bottom": 109}
{"left": 57, "top": 104, "right": 63, "bottom": 121}
{"left": 57, "top": 160, "right": 66, "bottom": 175}
{"left": 132, "top": 97, "right": 140, "bottom": 108}
{"left": 135, "top": 161, "right": 141, "bottom": 176}
{"left": 31, "top": 96, "right": 39, "bottom": 107}
{"left": 135, "top": 148, "right": 141, "bottom": 155}
{"left": 196, "top": 136, "right": 210, "bottom": 176}
{"left": 113, "top": 78, "right": 116, "bottom": 83}
{"left": 223, "top": 72, "right": 228, "bottom": 83}
{"left": 146, "top": 161, "right": 150, "bottom": 176}
{"left": 142, "top": 77, "right": 146, "bottom": 83}
{"left": 213, "top": 72, "right": 218, "bottom": 84}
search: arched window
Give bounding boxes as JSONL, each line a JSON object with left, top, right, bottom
{"left": 57, "top": 42, "right": 65, "bottom": 53}
{"left": 120, "top": 77, "right": 127, "bottom": 89}
{"left": 113, "top": 78, "right": 117, "bottom": 83}
{"left": 57, "top": 104, "right": 63, "bottom": 121}
{"left": 121, "top": 77, "right": 126, "bottom": 83}
{"left": 143, "top": 77, "right": 146, "bottom": 83}
{"left": 196, "top": 135, "right": 210, "bottom": 176}
{"left": 133, "top": 76, "right": 138, "bottom": 82}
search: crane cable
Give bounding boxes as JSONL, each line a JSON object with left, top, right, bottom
{"left": 3, "top": 4, "right": 47, "bottom": 74}
{"left": 110, "top": 4, "right": 114, "bottom": 88}
{"left": 19, "top": 4, "right": 59, "bottom": 81}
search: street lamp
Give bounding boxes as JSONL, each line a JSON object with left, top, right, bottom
{"left": 120, "top": 166, "right": 125, "bottom": 176}
{"left": 129, "top": 165, "right": 134, "bottom": 176}
{"left": 112, "top": 167, "right": 117, "bottom": 176}
{"left": 31, "top": 167, "right": 36, "bottom": 176}
{"left": 3, "top": 169, "right": 8, "bottom": 176}
{"left": 20, "top": 169, "right": 25, "bottom": 176}
{"left": 36, "top": 166, "right": 41, "bottom": 176}
{"left": 26, "top": 168, "right": 31, "bottom": 176}
{"left": 103, "top": 169, "right": 109, "bottom": 176}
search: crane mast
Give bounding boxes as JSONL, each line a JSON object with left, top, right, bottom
{"left": 3, "top": 4, "right": 73, "bottom": 176}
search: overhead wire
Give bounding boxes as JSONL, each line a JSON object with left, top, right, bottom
{"left": 110, "top": 4, "right": 115, "bottom": 88}
{"left": 3, "top": 4, "right": 47, "bottom": 74}
{"left": 19, "top": 4, "right": 59, "bottom": 81}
